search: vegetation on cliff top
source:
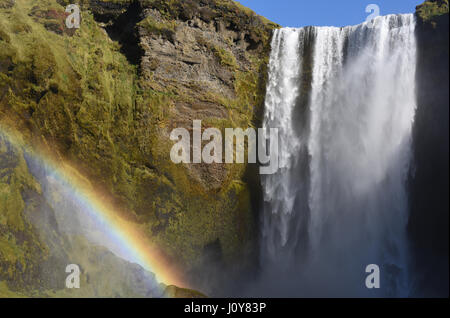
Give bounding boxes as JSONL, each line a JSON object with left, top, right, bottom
{"left": 416, "top": 0, "right": 449, "bottom": 22}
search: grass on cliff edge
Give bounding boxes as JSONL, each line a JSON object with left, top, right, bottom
{"left": 417, "top": 0, "right": 449, "bottom": 21}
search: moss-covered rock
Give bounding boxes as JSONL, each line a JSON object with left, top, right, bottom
{"left": 0, "top": 0, "right": 15, "bottom": 10}
{"left": 162, "top": 284, "right": 207, "bottom": 298}
{"left": 0, "top": 131, "right": 171, "bottom": 297}
{"left": 1, "top": 0, "right": 277, "bottom": 295}
{"left": 416, "top": 0, "right": 449, "bottom": 23}
{"left": 0, "top": 134, "right": 47, "bottom": 292}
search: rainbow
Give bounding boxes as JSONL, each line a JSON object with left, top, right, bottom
{"left": 0, "top": 124, "right": 186, "bottom": 290}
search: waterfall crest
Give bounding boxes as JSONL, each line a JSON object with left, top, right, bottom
{"left": 261, "top": 14, "right": 417, "bottom": 297}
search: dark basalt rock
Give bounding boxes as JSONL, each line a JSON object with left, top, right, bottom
{"left": 408, "top": 0, "right": 449, "bottom": 297}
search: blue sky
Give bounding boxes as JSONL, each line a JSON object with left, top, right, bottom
{"left": 237, "top": 0, "right": 423, "bottom": 27}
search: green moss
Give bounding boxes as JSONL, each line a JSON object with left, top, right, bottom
{"left": 0, "top": 27, "right": 11, "bottom": 43}
{"left": 417, "top": 0, "right": 449, "bottom": 22}
{"left": 213, "top": 46, "right": 238, "bottom": 70}
{"left": 0, "top": 0, "right": 15, "bottom": 9}
{"left": 0, "top": 281, "right": 26, "bottom": 297}
{"left": 0, "top": 134, "right": 48, "bottom": 292}
{"left": 138, "top": 15, "right": 177, "bottom": 41}
{"left": 163, "top": 285, "right": 207, "bottom": 298}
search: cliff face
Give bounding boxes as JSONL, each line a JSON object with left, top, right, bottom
{"left": 409, "top": 0, "right": 449, "bottom": 297}
{"left": 0, "top": 0, "right": 277, "bottom": 295}
{"left": 0, "top": 132, "right": 167, "bottom": 297}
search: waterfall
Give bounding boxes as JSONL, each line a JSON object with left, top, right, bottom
{"left": 260, "top": 14, "right": 417, "bottom": 297}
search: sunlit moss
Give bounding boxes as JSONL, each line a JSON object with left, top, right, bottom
{"left": 138, "top": 15, "right": 177, "bottom": 41}
{"left": 416, "top": 0, "right": 449, "bottom": 22}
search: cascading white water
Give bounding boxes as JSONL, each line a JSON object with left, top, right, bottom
{"left": 261, "top": 28, "right": 304, "bottom": 260}
{"left": 261, "top": 14, "right": 417, "bottom": 297}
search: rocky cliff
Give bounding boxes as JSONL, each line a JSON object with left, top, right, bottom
{"left": 0, "top": 0, "right": 278, "bottom": 296}
{"left": 409, "top": 0, "right": 449, "bottom": 297}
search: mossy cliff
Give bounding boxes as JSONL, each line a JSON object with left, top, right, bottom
{"left": 0, "top": 132, "right": 173, "bottom": 297}
{"left": 0, "top": 0, "right": 279, "bottom": 295}
{"left": 0, "top": 134, "right": 47, "bottom": 296}
{"left": 409, "top": 0, "right": 449, "bottom": 297}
